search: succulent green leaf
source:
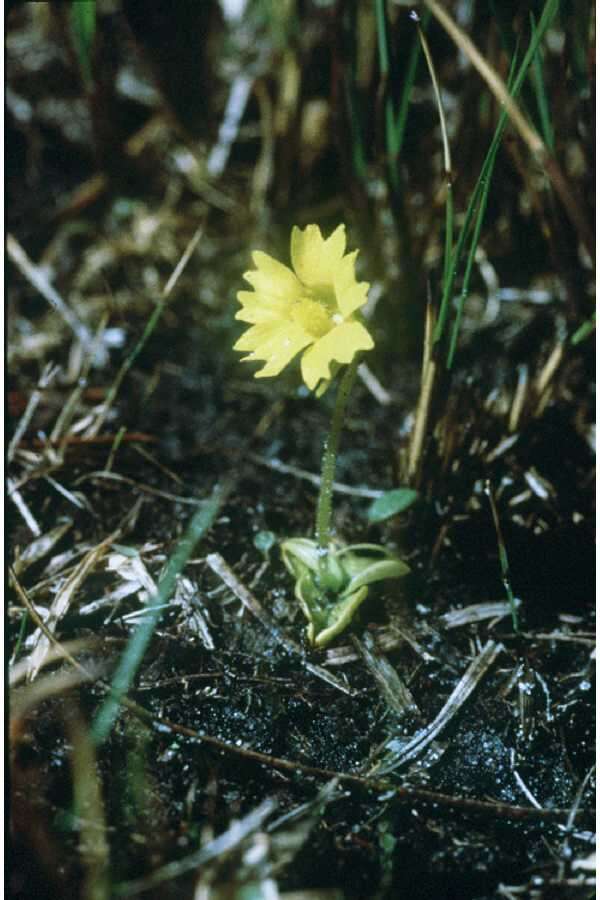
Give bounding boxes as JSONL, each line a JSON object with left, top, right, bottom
{"left": 310, "top": 587, "right": 369, "bottom": 648}
{"left": 281, "top": 538, "right": 322, "bottom": 575}
{"left": 280, "top": 537, "right": 410, "bottom": 647}
{"left": 334, "top": 543, "right": 400, "bottom": 576}
{"left": 367, "top": 488, "right": 418, "bottom": 523}
{"left": 342, "top": 558, "right": 410, "bottom": 596}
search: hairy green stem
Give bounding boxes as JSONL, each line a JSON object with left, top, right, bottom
{"left": 315, "top": 360, "right": 360, "bottom": 568}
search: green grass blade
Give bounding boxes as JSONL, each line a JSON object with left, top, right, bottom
{"left": 446, "top": 163, "right": 494, "bottom": 368}
{"left": 388, "top": 10, "right": 430, "bottom": 162}
{"left": 70, "top": 0, "right": 96, "bottom": 87}
{"left": 91, "top": 486, "right": 226, "bottom": 744}
{"left": 571, "top": 312, "right": 596, "bottom": 345}
{"left": 434, "top": 0, "right": 560, "bottom": 345}
{"left": 375, "top": 0, "right": 390, "bottom": 75}
{"left": 509, "top": 0, "right": 560, "bottom": 98}
{"left": 562, "top": 0, "right": 593, "bottom": 98}
{"left": 443, "top": 183, "right": 454, "bottom": 288}
{"left": 344, "top": 76, "right": 368, "bottom": 181}
{"left": 529, "top": 12, "right": 555, "bottom": 151}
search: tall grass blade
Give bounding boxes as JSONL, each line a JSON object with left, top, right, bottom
{"left": 388, "top": 10, "right": 431, "bottom": 163}
{"left": 571, "top": 312, "right": 596, "bottom": 345}
{"left": 446, "top": 161, "right": 494, "bottom": 368}
{"left": 529, "top": 12, "right": 555, "bottom": 151}
{"left": 345, "top": 76, "right": 368, "bottom": 181}
{"left": 435, "top": 0, "right": 560, "bottom": 347}
{"left": 374, "top": 0, "right": 390, "bottom": 75}
{"left": 91, "top": 485, "right": 226, "bottom": 744}
{"left": 70, "top": 1, "right": 96, "bottom": 87}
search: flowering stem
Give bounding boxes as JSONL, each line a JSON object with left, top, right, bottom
{"left": 315, "top": 359, "right": 360, "bottom": 570}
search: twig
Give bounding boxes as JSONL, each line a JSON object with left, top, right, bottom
{"left": 352, "top": 632, "right": 419, "bottom": 718}
{"left": 206, "top": 74, "right": 254, "bottom": 178}
{"left": 12, "top": 518, "right": 73, "bottom": 577}
{"left": 9, "top": 570, "right": 96, "bottom": 683}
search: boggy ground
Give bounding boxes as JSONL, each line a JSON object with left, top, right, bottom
{"left": 9, "top": 307, "right": 595, "bottom": 899}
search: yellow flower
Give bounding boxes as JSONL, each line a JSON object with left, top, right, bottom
{"left": 234, "top": 224, "right": 374, "bottom": 393}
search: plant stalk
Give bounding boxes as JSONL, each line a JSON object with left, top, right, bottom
{"left": 315, "top": 360, "right": 360, "bottom": 569}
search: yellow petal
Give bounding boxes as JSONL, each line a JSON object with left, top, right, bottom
{"left": 244, "top": 251, "right": 303, "bottom": 300}
{"left": 333, "top": 251, "right": 370, "bottom": 316}
{"left": 236, "top": 291, "right": 290, "bottom": 324}
{"left": 291, "top": 224, "right": 346, "bottom": 287}
{"left": 336, "top": 280, "right": 370, "bottom": 317}
{"left": 233, "top": 321, "right": 283, "bottom": 353}
{"left": 300, "top": 321, "right": 374, "bottom": 391}
{"left": 245, "top": 323, "right": 314, "bottom": 378}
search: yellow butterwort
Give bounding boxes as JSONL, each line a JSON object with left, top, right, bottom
{"left": 234, "top": 224, "right": 374, "bottom": 393}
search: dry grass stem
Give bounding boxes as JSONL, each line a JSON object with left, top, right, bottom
{"left": 423, "top": 0, "right": 594, "bottom": 261}
{"left": 23, "top": 527, "right": 123, "bottom": 680}
{"left": 91, "top": 225, "right": 204, "bottom": 436}
{"left": 8, "top": 363, "right": 60, "bottom": 462}
{"left": 373, "top": 641, "right": 503, "bottom": 775}
{"left": 358, "top": 362, "right": 393, "bottom": 405}
{"left": 74, "top": 469, "right": 210, "bottom": 506}
{"left": 7, "top": 234, "right": 105, "bottom": 362}
{"left": 12, "top": 518, "right": 73, "bottom": 577}
{"left": 407, "top": 298, "right": 437, "bottom": 482}
{"left": 417, "top": 21, "right": 451, "bottom": 176}
{"left": 352, "top": 633, "right": 420, "bottom": 718}
{"left": 508, "top": 364, "right": 529, "bottom": 433}
{"left": 535, "top": 341, "right": 564, "bottom": 397}
{"left": 8, "top": 478, "right": 41, "bottom": 536}
{"left": 248, "top": 453, "right": 384, "bottom": 499}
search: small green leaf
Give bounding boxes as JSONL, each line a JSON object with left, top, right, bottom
{"left": 343, "top": 558, "right": 410, "bottom": 596}
{"left": 253, "top": 530, "right": 276, "bottom": 556}
{"left": 310, "top": 587, "right": 369, "bottom": 648}
{"left": 110, "top": 544, "right": 139, "bottom": 558}
{"left": 367, "top": 488, "right": 418, "bottom": 523}
{"left": 281, "top": 537, "right": 321, "bottom": 576}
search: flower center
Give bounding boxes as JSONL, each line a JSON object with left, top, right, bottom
{"left": 291, "top": 298, "right": 334, "bottom": 338}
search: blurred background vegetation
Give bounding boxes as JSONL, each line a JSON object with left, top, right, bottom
{"left": 8, "top": 0, "right": 594, "bottom": 367}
